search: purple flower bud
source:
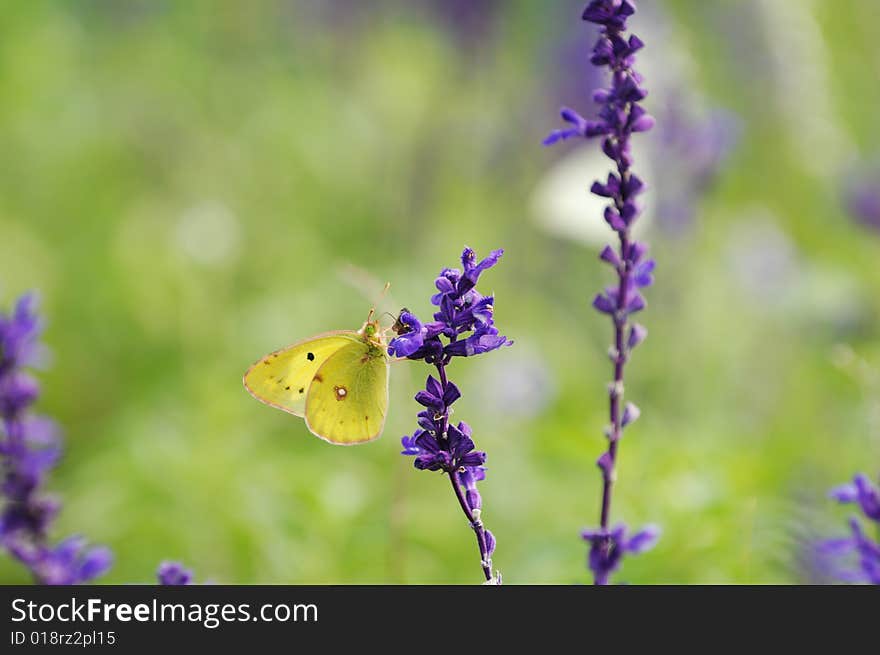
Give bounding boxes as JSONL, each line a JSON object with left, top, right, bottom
{"left": 628, "top": 34, "right": 644, "bottom": 53}
{"left": 627, "top": 323, "right": 647, "bottom": 349}
{"left": 603, "top": 206, "right": 627, "bottom": 232}
{"left": 621, "top": 402, "right": 641, "bottom": 427}
{"left": 625, "top": 292, "right": 646, "bottom": 315}
{"left": 592, "top": 293, "right": 616, "bottom": 315}
{"left": 484, "top": 529, "right": 496, "bottom": 556}
{"left": 620, "top": 200, "right": 640, "bottom": 225}
{"left": 590, "top": 36, "right": 614, "bottom": 66}
{"left": 633, "top": 259, "right": 656, "bottom": 288}
{"left": 401, "top": 433, "right": 423, "bottom": 456}
{"left": 837, "top": 474, "right": 880, "bottom": 522}
{"left": 0, "top": 373, "right": 40, "bottom": 419}
{"left": 591, "top": 173, "right": 621, "bottom": 198}
{"left": 622, "top": 173, "right": 645, "bottom": 199}
{"left": 624, "top": 524, "right": 660, "bottom": 553}
{"left": 561, "top": 106, "right": 588, "bottom": 128}
{"left": 600, "top": 245, "right": 621, "bottom": 267}
{"left": 628, "top": 241, "right": 648, "bottom": 264}
{"left": 77, "top": 547, "right": 113, "bottom": 582}
{"left": 601, "top": 137, "right": 620, "bottom": 161}
{"left": 593, "top": 88, "right": 613, "bottom": 104}
{"left": 630, "top": 111, "right": 655, "bottom": 133}
{"left": 829, "top": 482, "right": 858, "bottom": 503}
{"left": 615, "top": 74, "right": 647, "bottom": 103}
{"left": 597, "top": 451, "right": 614, "bottom": 474}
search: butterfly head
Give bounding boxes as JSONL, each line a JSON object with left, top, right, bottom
{"left": 358, "top": 308, "right": 387, "bottom": 348}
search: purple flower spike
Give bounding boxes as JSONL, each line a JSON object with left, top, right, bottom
{"left": 0, "top": 294, "right": 113, "bottom": 585}
{"left": 545, "top": 1, "right": 657, "bottom": 584}
{"left": 399, "top": 247, "right": 508, "bottom": 583}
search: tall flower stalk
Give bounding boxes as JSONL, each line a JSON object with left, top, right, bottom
{"left": 389, "top": 247, "right": 511, "bottom": 583}
{"left": 545, "top": 0, "right": 658, "bottom": 584}
{"left": 0, "top": 294, "right": 112, "bottom": 584}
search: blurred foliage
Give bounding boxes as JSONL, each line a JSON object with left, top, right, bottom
{"left": 1, "top": 0, "right": 879, "bottom": 584}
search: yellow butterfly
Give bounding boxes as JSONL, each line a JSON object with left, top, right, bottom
{"left": 243, "top": 311, "right": 392, "bottom": 445}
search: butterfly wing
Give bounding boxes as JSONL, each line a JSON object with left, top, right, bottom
{"left": 243, "top": 333, "right": 361, "bottom": 417}
{"left": 305, "top": 340, "right": 390, "bottom": 445}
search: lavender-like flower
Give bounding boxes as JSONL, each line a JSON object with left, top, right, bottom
{"left": 545, "top": 0, "right": 658, "bottom": 584}
{"left": 818, "top": 474, "right": 880, "bottom": 584}
{"left": 390, "top": 247, "right": 511, "bottom": 583}
{"left": 0, "top": 294, "right": 113, "bottom": 584}
{"left": 157, "top": 561, "right": 194, "bottom": 585}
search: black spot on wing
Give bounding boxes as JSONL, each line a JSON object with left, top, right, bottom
{"left": 307, "top": 352, "right": 315, "bottom": 361}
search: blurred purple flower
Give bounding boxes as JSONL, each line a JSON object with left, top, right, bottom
{"left": 653, "top": 99, "right": 741, "bottom": 235}
{"left": 417, "top": 0, "right": 500, "bottom": 48}
{"left": 549, "top": 18, "right": 607, "bottom": 121}
{"left": 843, "top": 167, "right": 880, "bottom": 234}
{"left": 830, "top": 474, "right": 880, "bottom": 522}
{"left": 582, "top": 523, "right": 660, "bottom": 585}
{"left": 395, "top": 247, "right": 508, "bottom": 583}
{"left": 0, "top": 295, "right": 43, "bottom": 376}
{"left": 157, "top": 561, "right": 194, "bottom": 585}
{"left": 26, "top": 537, "right": 114, "bottom": 586}
{"left": 818, "top": 473, "right": 880, "bottom": 584}
{"left": 544, "top": 0, "right": 658, "bottom": 584}
{"left": 0, "top": 293, "right": 112, "bottom": 584}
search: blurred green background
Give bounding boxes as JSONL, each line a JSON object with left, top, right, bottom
{"left": 1, "top": 0, "right": 879, "bottom": 584}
